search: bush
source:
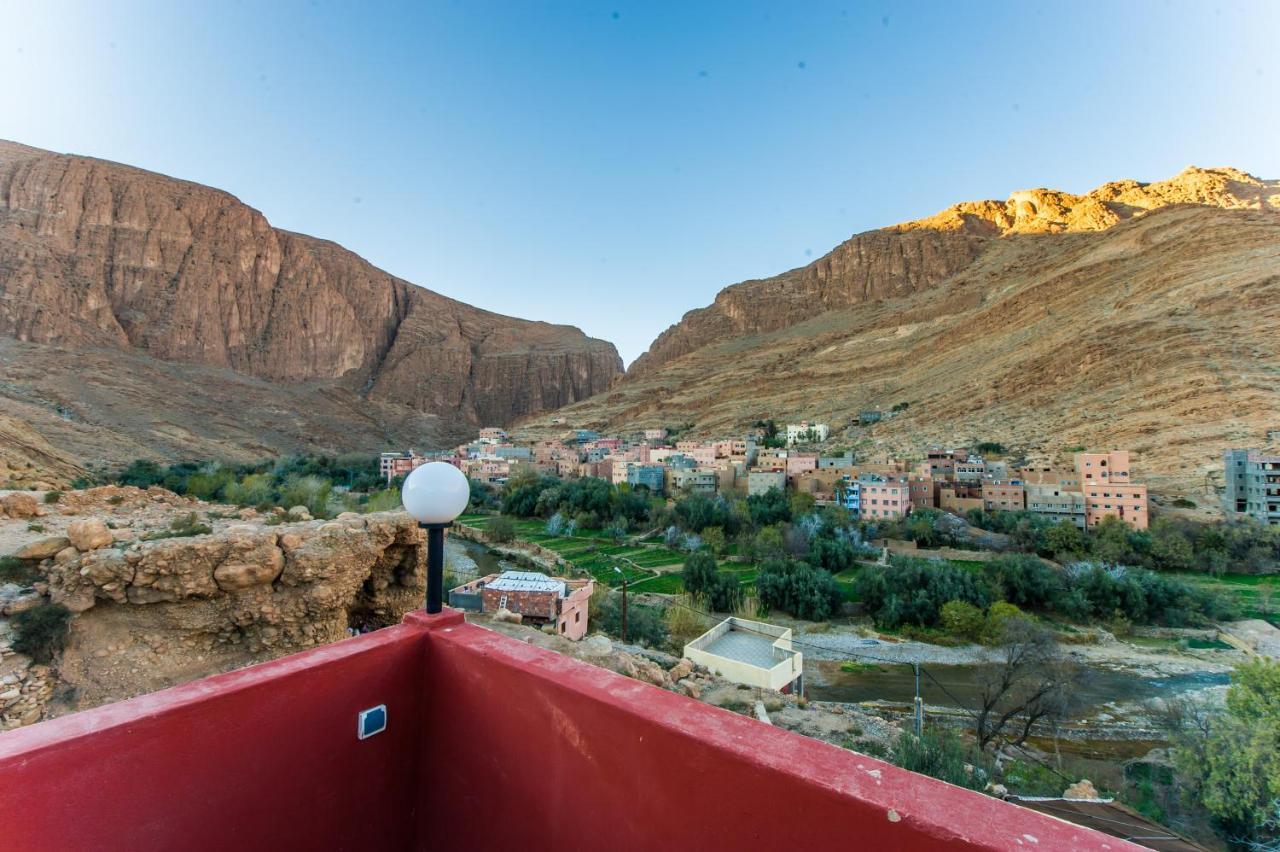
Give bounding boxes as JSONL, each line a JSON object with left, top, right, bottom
{"left": 363, "top": 488, "right": 402, "bottom": 513}
{"left": 487, "top": 516, "right": 517, "bottom": 544}
{"left": 983, "top": 555, "right": 1063, "bottom": 610}
{"left": 940, "top": 600, "right": 985, "bottom": 642}
{"left": 981, "top": 601, "right": 1027, "bottom": 644}
{"left": 596, "top": 593, "right": 668, "bottom": 647}
{"left": 855, "top": 558, "right": 994, "bottom": 629}
{"left": 0, "top": 556, "right": 40, "bottom": 587}
{"left": 682, "top": 551, "right": 718, "bottom": 599}
{"left": 706, "top": 572, "right": 744, "bottom": 613}
{"left": 756, "top": 559, "right": 843, "bottom": 621}
{"left": 892, "top": 728, "right": 988, "bottom": 790}
{"left": 12, "top": 602, "right": 72, "bottom": 663}
{"left": 42, "top": 491, "right": 63, "bottom": 504}
{"left": 142, "top": 512, "right": 212, "bottom": 540}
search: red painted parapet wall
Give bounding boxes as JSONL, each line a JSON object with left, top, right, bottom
{"left": 0, "top": 610, "right": 1134, "bottom": 851}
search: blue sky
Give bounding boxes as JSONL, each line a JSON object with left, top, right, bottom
{"left": 3, "top": 1, "right": 1277, "bottom": 364}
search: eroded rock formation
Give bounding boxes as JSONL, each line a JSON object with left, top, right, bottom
{"left": 0, "top": 487, "right": 427, "bottom": 727}
{"left": 0, "top": 139, "right": 622, "bottom": 460}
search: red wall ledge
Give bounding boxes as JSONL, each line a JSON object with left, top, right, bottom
{"left": 0, "top": 610, "right": 1135, "bottom": 851}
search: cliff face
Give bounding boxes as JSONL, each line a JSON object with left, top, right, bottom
{"left": 628, "top": 167, "right": 1279, "bottom": 376}
{"left": 544, "top": 168, "right": 1280, "bottom": 498}
{"left": 0, "top": 140, "right": 622, "bottom": 450}
{"left": 0, "top": 486, "right": 427, "bottom": 727}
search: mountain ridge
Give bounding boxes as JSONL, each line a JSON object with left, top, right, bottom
{"left": 539, "top": 167, "right": 1280, "bottom": 498}
{"left": 0, "top": 140, "right": 622, "bottom": 474}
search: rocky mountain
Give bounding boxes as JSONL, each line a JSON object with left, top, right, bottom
{"left": 0, "top": 140, "right": 622, "bottom": 471}
{"left": 543, "top": 167, "right": 1280, "bottom": 498}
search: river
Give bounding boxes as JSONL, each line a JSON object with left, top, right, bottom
{"left": 444, "top": 536, "right": 511, "bottom": 582}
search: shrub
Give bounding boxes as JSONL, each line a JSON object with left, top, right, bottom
{"left": 42, "top": 491, "right": 63, "bottom": 504}
{"left": 940, "top": 600, "right": 985, "bottom": 642}
{"left": 981, "top": 601, "right": 1027, "bottom": 644}
{"left": 706, "top": 572, "right": 744, "bottom": 613}
{"left": 26, "top": 523, "right": 44, "bottom": 533}
{"left": 983, "top": 554, "right": 1063, "bottom": 610}
{"left": 487, "top": 516, "right": 516, "bottom": 544}
{"left": 362, "top": 488, "right": 402, "bottom": 513}
{"left": 756, "top": 559, "right": 843, "bottom": 621}
{"left": 892, "top": 728, "right": 988, "bottom": 790}
{"left": 0, "top": 556, "right": 40, "bottom": 587}
{"left": 12, "top": 602, "right": 72, "bottom": 663}
{"left": 596, "top": 593, "right": 668, "bottom": 647}
{"left": 681, "top": 551, "right": 718, "bottom": 599}
{"left": 663, "top": 596, "right": 708, "bottom": 649}
{"left": 142, "top": 512, "right": 212, "bottom": 540}
{"left": 855, "top": 558, "right": 994, "bottom": 629}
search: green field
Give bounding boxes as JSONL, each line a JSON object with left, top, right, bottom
{"left": 1172, "top": 572, "right": 1280, "bottom": 623}
{"left": 457, "top": 513, "right": 759, "bottom": 594}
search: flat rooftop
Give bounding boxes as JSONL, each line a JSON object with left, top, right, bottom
{"left": 703, "top": 627, "right": 790, "bottom": 669}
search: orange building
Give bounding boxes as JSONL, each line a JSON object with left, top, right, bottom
{"left": 1075, "top": 451, "right": 1148, "bottom": 530}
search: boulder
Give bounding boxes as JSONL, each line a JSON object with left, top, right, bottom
{"left": 678, "top": 678, "right": 701, "bottom": 699}
{"left": 492, "top": 608, "right": 523, "bottom": 625}
{"left": 579, "top": 634, "right": 613, "bottom": 658}
{"left": 67, "top": 519, "right": 113, "bottom": 552}
{"left": 288, "top": 506, "right": 313, "bottom": 521}
{"left": 635, "top": 659, "right": 667, "bottom": 687}
{"left": 1, "top": 493, "right": 39, "bottom": 519}
{"left": 1063, "top": 779, "right": 1100, "bottom": 800}
{"left": 668, "top": 658, "right": 694, "bottom": 681}
{"left": 14, "top": 536, "right": 70, "bottom": 561}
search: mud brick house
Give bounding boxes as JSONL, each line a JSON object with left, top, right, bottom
{"left": 449, "top": 571, "right": 594, "bottom": 640}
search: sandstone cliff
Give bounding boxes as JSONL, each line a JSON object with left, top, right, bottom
{"left": 0, "top": 139, "right": 622, "bottom": 463}
{"left": 0, "top": 486, "right": 427, "bottom": 727}
{"left": 541, "top": 168, "right": 1280, "bottom": 499}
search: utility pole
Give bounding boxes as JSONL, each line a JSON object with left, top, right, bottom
{"left": 913, "top": 662, "right": 923, "bottom": 737}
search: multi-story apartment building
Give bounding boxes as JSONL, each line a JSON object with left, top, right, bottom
{"left": 1223, "top": 449, "right": 1280, "bottom": 526}
{"left": 626, "top": 464, "right": 665, "bottom": 494}
{"left": 1025, "top": 483, "right": 1086, "bottom": 528}
{"left": 477, "top": 427, "right": 508, "bottom": 444}
{"left": 908, "top": 476, "right": 938, "bottom": 510}
{"left": 785, "top": 453, "right": 819, "bottom": 482}
{"left": 817, "top": 452, "right": 855, "bottom": 469}
{"left": 953, "top": 459, "right": 987, "bottom": 482}
{"left": 938, "top": 482, "right": 984, "bottom": 515}
{"left": 981, "top": 481, "right": 1025, "bottom": 513}
{"left": 836, "top": 477, "right": 861, "bottom": 513}
{"left": 379, "top": 451, "right": 425, "bottom": 482}
{"left": 668, "top": 468, "right": 717, "bottom": 495}
{"left": 748, "top": 470, "right": 787, "bottom": 496}
{"left": 858, "top": 475, "right": 911, "bottom": 520}
{"left": 1075, "top": 452, "right": 1147, "bottom": 530}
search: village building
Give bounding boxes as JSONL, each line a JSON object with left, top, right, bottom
{"left": 747, "top": 469, "right": 786, "bottom": 496}
{"left": 683, "top": 617, "right": 803, "bottom": 693}
{"left": 1223, "top": 449, "right": 1280, "bottom": 526}
{"left": 448, "top": 571, "right": 595, "bottom": 640}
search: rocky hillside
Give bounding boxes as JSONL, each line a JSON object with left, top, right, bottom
{"left": 0, "top": 486, "right": 426, "bottom": 727}
{"left": 543, "top": 168, "right": 1280, "bottom": 498}
{"left": 0, "top": 140, "right": 622, "bottom": 468}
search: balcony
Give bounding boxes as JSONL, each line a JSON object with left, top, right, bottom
{"left": 0, "top": 610, "right": 1131, "bottom": 850}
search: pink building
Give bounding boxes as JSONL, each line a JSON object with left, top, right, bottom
{"left": 1075, "top": 451, "right": 1148, "bottom": 530}
{"left": 859, "top": 478, "right": 911, "bottom": 520}
{"left": 785, "top": 453, "right": 818, "bottom": 482}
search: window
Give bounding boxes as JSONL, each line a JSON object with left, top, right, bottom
{"left": 575, "top": 611, "right": 580, "bottom": 623}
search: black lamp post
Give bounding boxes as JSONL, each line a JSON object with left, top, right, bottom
{"left": 401, "top": 462, "right": 471, "bottom": 614}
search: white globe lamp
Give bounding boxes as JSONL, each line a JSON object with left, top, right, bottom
{"left": 401, "top": 462, "right": 471, "bottom": 612}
